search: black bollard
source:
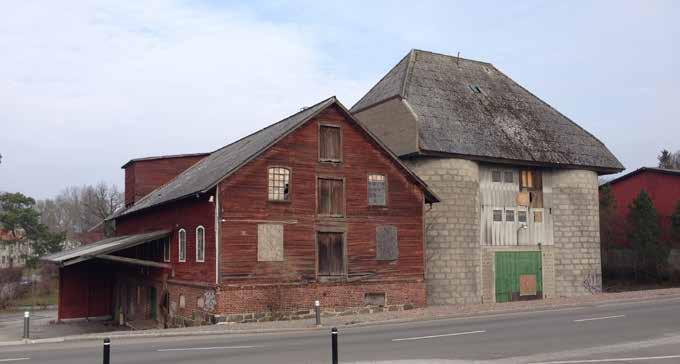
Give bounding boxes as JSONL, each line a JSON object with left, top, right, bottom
{"left": 315, "top": 300, "right": 321, "bottom": 326}
{"left": 331, "top": 327, "right": 338, "bottom": 364}
{"left": 103, "top": 338, "right": 110, "bottom": 364}
{"left": 22, "top": 311, "right": 29, "bottom": 339}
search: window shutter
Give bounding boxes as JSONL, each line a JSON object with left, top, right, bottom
{"left": 376, "top": 226, "right": 398, "bottom": 261}
{"left": 318, "top": 178, "right": 343, "bottom": 216}
{"left": 319, "top": 126, "right": 341, "bottom": 161}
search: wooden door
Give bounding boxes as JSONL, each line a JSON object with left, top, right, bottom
{"left": 318, "top": 232, "right": 345, "bottom": 276}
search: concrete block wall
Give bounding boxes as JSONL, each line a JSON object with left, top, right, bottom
{"left": 551, "top": 169, "right": 602, "bottom": 296}
{"left": 406, "top": 157, "right": 482, "bottom": 305}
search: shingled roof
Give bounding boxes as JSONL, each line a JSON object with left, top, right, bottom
{"left": 351, "top": 49, "right": 624, "bottom": 173}
{"left": 115, "top": 96, "right": 438, "bottom": 218}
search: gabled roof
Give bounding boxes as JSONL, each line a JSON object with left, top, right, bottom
{"left": 351, "top": 49, "right": 624, "bottom": 174}
{"left": 115, "top": 97, "right": 439, "bottom": 218}
{"left": 601, "top": 167, "right": 680, "bottom": 187}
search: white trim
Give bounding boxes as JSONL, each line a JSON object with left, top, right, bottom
{"left": 195, "top": 225, "right": 205, "bottom": 263}
{"left": 215, "top": 188, "right": 220, "bottom": 285}
{"left": 178, "top": 228, "right": 186, "bottom": 263}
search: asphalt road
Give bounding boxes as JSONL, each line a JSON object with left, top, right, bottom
{"left": 2, "top": 297, "right": 680, "bottom": 363}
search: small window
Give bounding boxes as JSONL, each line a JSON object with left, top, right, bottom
{"left": 318, "top": 178, "right": 344, "bottom": 216}
{"left": 195, "top": 226, "right": 205, "bottom": 263}
{"left": 368, "top": 174, "right": 387, "bottom": 206}
{"left": 521, "top": 170, "right": 534, "bottom": 188}
{"left": 505, "top": 209, "right": 515, "bottom": 222}
{"left": 491, "top": 170, "right": 502, "bottom": 183}
{"left": 493, "top": 209, "right": 503, "bottom": 222}
{"left": 518, "top": 210, "right": 528, "bottom": 223}
{"left": 178, "top": 229, "right": 186, "bottom": 262}
{"left": 469, "top": 85, "right": 483, "bottom": 94}
{"left": 268, "top": 167, "right": 290, "bottom": 201}
{"left": 163, "top": 238, "right": 170, "bottom": 262}
{"left": 534, "top": 210, "right": 544, "bottom": 223}
{"left": 503, "top": 171, "right": 514, "bottom": 183}
{"left": 376, "top": 226, "right": 398, "bottom": 261}
{"left": 318, "top": 232, "right": 345, "bottom": 276}
{"left": 319, "top": 125, "right": 341, "bottom": 162}
{"left": 258, "top": 224, "right": 284, "bottom": 261}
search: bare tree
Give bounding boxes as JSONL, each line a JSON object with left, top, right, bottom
{"left": 658, "top": 149, "right": 680, "bottom": 170}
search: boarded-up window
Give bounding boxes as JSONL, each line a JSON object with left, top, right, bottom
{"left": 376, "top": 225, "right": 398, "bottom": 260}
{"left": 196, "top": 226, "right": 205, "bottom": 262}
{"left": 318, "top": 232, "right": 345, "bottom": 276}
{"left": 534, "top": 210, "right": 543, "bottom": 223}
{"left": 520, "top": 170, "right": 543, "bottom": 190}
{"left": 318, "top": 178, "right": 344, "bottom": 216}
{"left": 368, "top": 174, "right": 387, "bottom": 206}
{"left": 268, "top": 167, "right": 290, "bottom": 201}
{"left": 491, "top": 170, "right": 502, "bottom": 182}
{"left": 258, "top": 224, "right": 284, "bottom": 261}
{"left": 493, "top": 209, "right": 503, "bottom": 222}
{"left": 319, "top": 125, "right": 341, "bottom": 161}
{"left": 178, "top": 229, "right": 186, "bottom": 262}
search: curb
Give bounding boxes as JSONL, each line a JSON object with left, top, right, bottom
{"left": 2, "top": 292, "right": 680, "bottom": 347}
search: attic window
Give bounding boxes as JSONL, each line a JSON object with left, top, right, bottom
{"left": 469, "top": 85, "right": 483, "bottom": 94}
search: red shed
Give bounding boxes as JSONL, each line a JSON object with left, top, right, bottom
{"left": 44, "top": 97, "right": 439, "bottom": 325}
{"left": 602, "top": 167, "right": 680, "bottom": 247}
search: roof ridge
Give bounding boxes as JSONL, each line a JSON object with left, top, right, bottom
{"left": 121, "top": 152, "right": 210, "bottom": 169}
{"left": 400, "top": 49, "right": 416, "bottom": 99}
{"left": 410, "top": 48, "right": 493, "bottom": 66}
{"left": 116, "top": 96, "right": 337, "bottom": 218}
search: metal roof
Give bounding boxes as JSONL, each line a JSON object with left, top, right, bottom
{"left": 601, "top": 167, "right": 680, "bottom": 187}
{"left": 351, "top": 49, "right": 624, "bottom": 174}
{"left": 41, "top": 230, "right": 170, "bottom": 265}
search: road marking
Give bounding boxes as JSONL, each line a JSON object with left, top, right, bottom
{"left": 573, "top": 315, "right": 625, "bottom": 322}
{"left": 528, "top": 354, "right": 680, "bottom": 363}
{"left": 392, "top": 330, "right": 486, "bottom": 342}
{"left": 0, "top": 359, "right": 30, "bottom": 363}
{"left": 157, "top": 346, "right": 257, "bottom": 352}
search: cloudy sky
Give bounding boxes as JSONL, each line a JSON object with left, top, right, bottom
{"left": 1, "top": 1, "right": 678, "bottom": 199}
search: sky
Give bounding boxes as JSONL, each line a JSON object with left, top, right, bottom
{"left": 0, "top": 0, "right": 678, "bottom": 199}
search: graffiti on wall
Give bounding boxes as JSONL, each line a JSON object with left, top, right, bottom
{"left": 582, "top": 271, "right": 602, "bottom": 294}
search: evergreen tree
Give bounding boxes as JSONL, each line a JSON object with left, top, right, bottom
{"left": 0, "top": 192, "right": 65, "bottom": 267}
{"left": 628, "top": 190, "right": 666, "bottom": 280}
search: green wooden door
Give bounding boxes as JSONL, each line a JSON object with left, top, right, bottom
{"left": 495, "top": 251, "right": 543, "bottom": 303}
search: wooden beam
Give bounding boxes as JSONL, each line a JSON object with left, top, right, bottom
{"left": 96, "top": 254, "right": 171, "bottom": 269}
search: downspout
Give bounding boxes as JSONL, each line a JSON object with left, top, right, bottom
{"left": 214, "top": 188, "right": 220, "bottom": 285}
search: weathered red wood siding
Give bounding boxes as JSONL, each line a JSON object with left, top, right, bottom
{"left": 608, "top": 170, "right": 680, "bottom": 246}
{"left": 115, "top": 195, "right": 216, "bottom": 284}
{"left": 58, "top": 261, "right": 113, "bottom": 320}
{"left": 124, "top": 155, "right": 207, "bottom": 207}
{"left": 218, "top": 105, "right": 426, "bottom": 283}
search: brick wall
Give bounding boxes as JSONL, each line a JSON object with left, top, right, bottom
{"left": 552, "top": 169, "right": 602, "bottom": 296}
{"left": 405, "top": 157, "right": 482, "bottom": 305}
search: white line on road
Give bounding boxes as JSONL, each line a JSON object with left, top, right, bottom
{"left": 528, "top": 354, "right": 680, "bottom": 363}
{"left": 573, "top": 315, "right": 625, "bottom": 322}
{"left": 0, "top": 359, "right": 30, "bottom": 363}
{"left": 157, "top": 345, "right": 257, "bottom": 352}
{"left": 392, "top": 330, "right": 486, "bottom": 342}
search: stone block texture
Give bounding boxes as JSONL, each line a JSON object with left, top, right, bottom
{"left": 406, "top": 157, "right": 482, "bottom": 305}
{"left": 551, "top": 169, "right": 602, "bottom": 296}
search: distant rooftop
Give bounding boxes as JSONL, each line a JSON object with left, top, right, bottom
{"left": 121, "top": 153, "right": 210, "bottom": 169}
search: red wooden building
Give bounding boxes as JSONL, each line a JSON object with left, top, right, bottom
{"left": 44, "top": 97, "right": 438, "bottom": 325}
{"left": 602, "top": 167, "right": 680, "bottom": 247}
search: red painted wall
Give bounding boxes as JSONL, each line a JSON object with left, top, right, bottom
{"left": 124, "top": 155, "right": 207, "bottom": 207}
{"left": 58, "top": 261, "right": 113, "bottom": 320}
{"left": 608, "top": 170, "right": 680, "bottom": 246}
{"left": 218, "top": 105, "right": 426, "bottom": 283}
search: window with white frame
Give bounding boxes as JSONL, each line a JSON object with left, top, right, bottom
{"left": 492, "top": 209, "right": 503, "bottom": 222}
{"left": 196, "top": 226, "right": 205, "bottom": 262}
{"left": 162, "top": 238, "right": 170, "bottom": 262}
{"left": 268, "top": 167, "right": 290, "bottom": 201}
{"left": 505, "top": 209, "right": 515, "bottom": 222}
{"left": 518, "top": 210, "right": 528, "bottom": 223}
{"left": 178, "top": 229, "right": 186, "bottom": 262}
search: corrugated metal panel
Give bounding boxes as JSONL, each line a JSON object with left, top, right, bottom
{"left": 480, "top": 166, "right": 554, "bottom": 246}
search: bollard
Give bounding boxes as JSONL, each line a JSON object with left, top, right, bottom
{"left": 103, "top": 338, "right": 110, "bottom": 364}
{"left": 22, "top": 311, "right": 29, "bottom": 339}
{"left": 331, "top": 327, "right": 338, "bottom": 364}
{"left": 315, "top": 300, "right": 321, "bottom": 326}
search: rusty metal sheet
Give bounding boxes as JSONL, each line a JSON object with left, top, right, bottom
{"left": 520, "top": 274, "right": 537, "bottom": 296}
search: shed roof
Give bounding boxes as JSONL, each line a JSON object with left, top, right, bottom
{"left": 41, "top": 230, "right": 170, "bottom": 265}
{"left": 351, "top": 49, "right": 624, "bottom": 173}
{"left": 601, "top": 167, "right": 680, "bottom": 187}
{"left": 114, "top": 96, "right": 439, "bottom": 218}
